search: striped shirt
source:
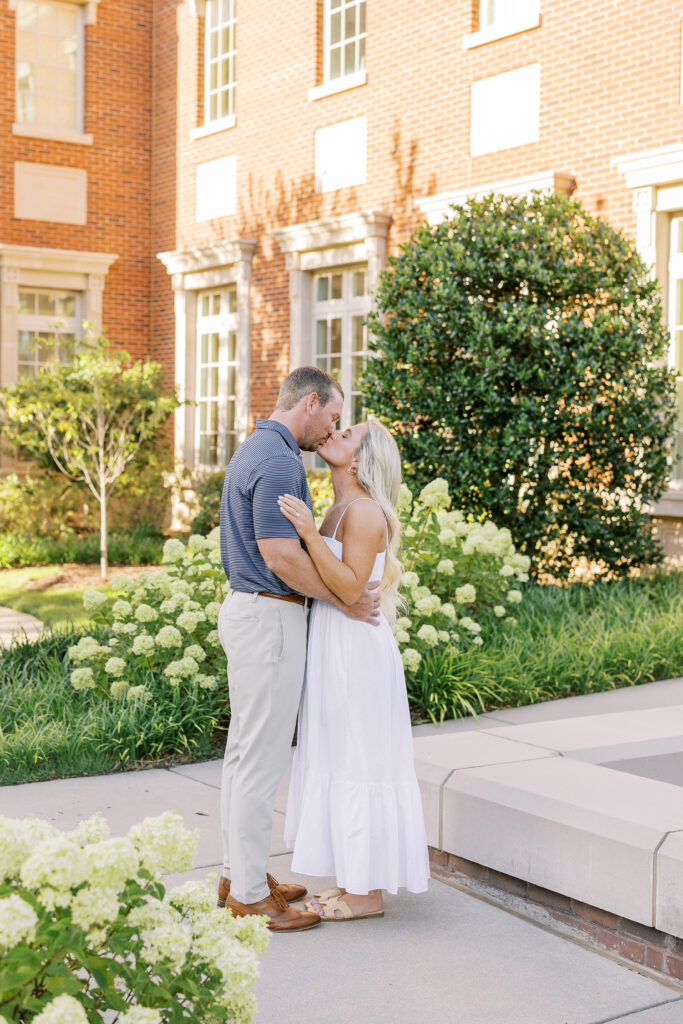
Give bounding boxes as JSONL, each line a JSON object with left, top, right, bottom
{"left": 219, "top": 419, "right": 314, "bottom": 596}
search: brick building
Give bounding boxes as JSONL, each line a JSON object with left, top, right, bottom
{"left": 1, "top": 0, "right": 682, "bottom": 551}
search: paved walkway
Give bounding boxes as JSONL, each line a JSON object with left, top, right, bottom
{"left": 0, "top": 604, "right": 44, "bottom": 646}
{"left": 3, "top": 685, "right": 683, "bottom": 1023}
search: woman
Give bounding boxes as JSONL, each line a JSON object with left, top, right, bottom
{"left": 277, "top": 418, "right": 430, "bottom": 921}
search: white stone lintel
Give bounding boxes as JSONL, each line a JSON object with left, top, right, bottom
{"left": 8, "top": 0, "right": 102, "bottom": 24}
{"left": 613, "top": 143, "right": 683, "bottom": 190}
{"left": 272, "top": 210, "right": 392, "bottom": 258}
{"left": 417, "top": 171, "right": 576, "bottom": 225}
{"left": 157, "top": 239, "right": 258, "bottom": 284}
{"left": 0, "top": 243, "right": 117, "bottom": 277}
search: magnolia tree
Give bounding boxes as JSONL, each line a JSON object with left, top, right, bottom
{"left": 0, "top": 331, "right": 179, "bottom": 579}
{"left": 363, "top": 192, "right": 678, "bottom": 580}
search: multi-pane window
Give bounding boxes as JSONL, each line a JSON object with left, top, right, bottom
{"left": 16, "top": 0, "right": 82, "bottom": 131}
{"left": 313, "top": 267, "right": 369, "bottom": 439}
{"left": 668, "top": 217, "right": 683, "bottom": 481}
{"left": 204, "top": 0, "right": 236, "bottom": 123}
{"left": 324, "top": 0, "right": 366, "bottom": 83}
{"left": 196, "top": 288, "right": 238, "bottom": 468}
{"left": 479, "top": 0, "right": 539, "bottom": 30}
{"left": 17, "top": 289, "right": 79, "bottom": 377}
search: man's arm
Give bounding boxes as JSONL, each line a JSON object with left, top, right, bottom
{"left": 257, "top": 538, "right": 380, "bottom": 623}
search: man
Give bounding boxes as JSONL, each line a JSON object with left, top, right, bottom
{"left": 217, "top": 365, "right": 380, "bottom": 932}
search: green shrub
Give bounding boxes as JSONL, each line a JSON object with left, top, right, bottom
{"left": 0, "top": 526, "right": 164, "bottom": 569}
{"left": 0, "top": 809, "right": 268, "bottom": 1023}
{"left": 364, "top": 191, "right": 678, "bottom": 580}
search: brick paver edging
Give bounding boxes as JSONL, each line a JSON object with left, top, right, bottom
{"left": 429, "top": 848, "right": 683, "bottom": 985}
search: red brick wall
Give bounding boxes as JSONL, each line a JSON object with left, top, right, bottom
{"left": 0, "top": 0, "right": 152, "bottom": 360}
{"left": 153, "top": 0, "right": 683, "bottom": 425}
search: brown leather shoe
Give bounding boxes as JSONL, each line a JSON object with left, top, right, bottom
{"left": 267, "top": 871, "right": 307, "bottom": 903}
{"left": 225, "top": 888, "right": 321, "bottom": 932}
{"left": 217, "top": 874, "right": 307, "bottom": 907}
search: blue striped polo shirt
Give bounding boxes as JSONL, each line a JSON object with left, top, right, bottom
{"left": 219, "top": 419, "right": 314, "bottom": 596}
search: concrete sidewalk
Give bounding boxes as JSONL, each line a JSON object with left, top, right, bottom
{"left": 0, "top": 604, "right": 44, "bottom": 646}
{"left": 2, "top": 743, "right": 682, "bottom": 1023}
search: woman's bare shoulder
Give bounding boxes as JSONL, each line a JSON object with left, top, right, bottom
{"left": 339, "top": 497, "right": 386, "bottom": 543}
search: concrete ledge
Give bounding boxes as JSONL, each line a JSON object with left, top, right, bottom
{"left": 414, "top": 680, "right": 683, "bottom": 939}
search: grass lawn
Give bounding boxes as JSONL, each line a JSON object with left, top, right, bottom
{"left": 0, "top": 566, "right": 109, "bottom": 629}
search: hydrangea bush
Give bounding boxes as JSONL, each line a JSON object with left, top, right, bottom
{"left": 394, "top": 478, "right": 530, "bottom": 721}
{"left": 0, "top": 810, "right": 268, "bottom": 1023}
{"left": 70, "top": 530, "right": 228, "bottom": 705}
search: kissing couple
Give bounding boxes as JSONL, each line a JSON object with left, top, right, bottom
{"left": 216, "top": 365, "right": 429, "bottom": 930}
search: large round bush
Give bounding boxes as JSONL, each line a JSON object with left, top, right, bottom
{"left": 364, "top": 192, "right": 678, "bottom": 579}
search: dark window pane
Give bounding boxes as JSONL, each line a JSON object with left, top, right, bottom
{"left": 18, "top": 292, "right": 35, "bottom": 314}
{"left": 316, "top": 320, "right": 327, "bottom": 355}
{"left": 38, "top": 293, "right": 56, "bottom": 316}
{"left": 316, "top": 276, "right": 329, "bottom": 302}
{"left": 331, "top": 273, "right": 342, "bottom": 299}
{"left": 330, "top": 11, "right": 342, "bottom": 44}
{"left": 344, "top": 41, "right": 355, "bottom": 75}
{"left": 331, "top": 318, "right": 342, "bottom": 353}
{"left": 329, "top": 46, "right": 341, "bottom": 79}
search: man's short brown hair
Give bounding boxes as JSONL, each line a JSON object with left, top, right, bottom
{"left": 276, "top": 365, "right": 344, "bottom": 411}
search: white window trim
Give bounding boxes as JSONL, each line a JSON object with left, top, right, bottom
{"left": 195, "top": 289, "right": 239, "bottom": 470}
{"left": 416, "top": 170, "right": 575, "bottom": 225}
{"left": 189, "top": 114, "right": 236, "bottom": 140}
{"left": 273, "top": 210, "right": 391, "bottom": 469}
{"left": 463, "top": 9, "right": 541, "bottom": 49}
{"left": 11, "top": 123, "right": 93, "bottom": 145}
{"left": 157, "top": 239, "right": 256, "bottom": 476}
{"left": 308, "top": 69, "right": 366, "bottom": 102}
{"left": 0, "top": 243, "right": 117, "bottom": 394}
{"left": 8, "top": 0, "right": 101, "bottom": 22}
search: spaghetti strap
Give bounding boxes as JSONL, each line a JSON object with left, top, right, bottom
{"left": 331, "top": 496, "right": 374, "bottom": 541}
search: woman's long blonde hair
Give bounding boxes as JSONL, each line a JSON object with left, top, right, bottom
{"left": 355, "top": 418, "right": 403, "bottom": 624}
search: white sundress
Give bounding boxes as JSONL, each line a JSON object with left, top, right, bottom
{"left": 284, "top": 497, "right": 430, "bottom": 895}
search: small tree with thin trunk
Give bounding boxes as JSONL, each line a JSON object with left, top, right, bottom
{"left": 0, "top": 330, "right": 179, "bottom": 579}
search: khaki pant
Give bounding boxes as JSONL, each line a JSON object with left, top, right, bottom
{"left": 218, "top": 590, "right": 308, "bottom": 904}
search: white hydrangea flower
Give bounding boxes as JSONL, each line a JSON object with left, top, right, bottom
{"left": 127, "top": 685, "right": 151, "bottom": 702}
{"left": 472, "top": 636, "right": 484, "bottom": 646}
{"left": 112, "top": 622, "right": 138, "bottom": 636}
{"left": 404, "top": 525, "right": 416, "bottom": 537}
{"left": 169, "top": 579, "right": 193, "bottom": 595}
{"left": 83, "top": 837, "right": 140, "bottom": 892}
{"left": 499, "top": 564, "right": 515, "bottom": 577}
{"left": 155, "top": 625, "right": 183, "bottom": 649}
{"left": 418, "top": 478, "right": 451, "bottom": 510}
{"left": 439, "top": 529, "right": 456, "bottom": 545}
{"left": 455, "top": 584, "right": 476, "bottom": 605}
{"left": 184, "top": 644, "right": 206, "bottom": 662}
{"left": 110, "top": 572, "right": 135, "bottom": 591}
{"left": 209, "top": 549, "right": 223, "bottom": 564}
{"left": 21, "top": 836, "right": 88, "bottom": 891}
{"left": 401, "top": 571, "right": 419, "bottom": 588}
{"left": 441, "top": 602, "right": 456, "bottom": 621}
{"left": 401, "top": 648, "right": 422, "bottom": 672}
{"left": 417, "top": 624, "right": 439, "bottom": 647}
{"left": 68, "top": 636, "right": 106, "bottom": 664}
{"left": 169, "top": 879, "right": 217, "bottom": 918}
{"left": 176, "top": 610, "right": 206, "bottom": 633}
{"left": 415, "top": 595, "right": 442, "bottom": 616}
{"left": 118, "top": 1008, "right": 163, "bottom": 1024}
{"left": 505, "top": 616, "right": 518, "bottom": 627}
{"left": 207, "top": 526, "right": 221, "bottom": 546}
{"left": 33, "top": 994, "right": 88, "bottom": 1024}
{"left": 83, "top": 588, "right": 108, "bottom": 612}
{"left": 192, "top": 929, "right": 259, "bottom": 998}
{"left": 164, "top": 656, "right": 200, "bottom": 682}
{"left": 454, "top": 521, "right": 469, "bottom": 537}
{"left": 204, "top": 601, "right": 221, "bottom": 624}
{"left": 437, "top": 559, "right": 454, "bottom": 575}
{"left": 188, "top": 534, "right": 210, "bottom": 553}
{"left": 70, "top": 667, "right": 96, "bottom": 691}
{"left": 135, "top": 604, "right": 159, "bottom": 624}
{"left": 197, "top": 674, "right": 219, "bottom": 690}
{"left": 205, "top": 629, "right": 222, "bottom": 647}
{"left": 105, "top": 657, "right": 126, "bottom": 677}
{"left": 128, "top": 810, "right": 199, "bottom": 875}
{"left": 394, "top": 629, "right": 410, "bottom": 643}
{"left": 128, "top": 895, "right": 182, "bottom": 933}
{"left": 412, "top": 585, "right": 431, "bottom": 600}
{"left": 397, "top": 482, "right": 413, "bottom": 514}
{"left": 517, "top": 573, "right": 530, "bottom": 583}
{"left": 0, "top": 816, "right": 57, "bottom": 882}
{"left": 493, "top": 605, "right": 506, "bottom": 617}
{"left": 396, "top": 616, "right": 412, "bottom": 629}
{"left": 458, "top": 617, "right": 482, "bottom": 634}
{"left": 112, "top": 599, "right": 133, "bottom": 620}
{"left": 109, "top": 679, "right": 129, "bottom": 700}
{"left": 108, "top": 638, "right": 119, "bottom": 648}
{"left": 132, "top": 633, "right": 155, "bottom": 657}
{"left": 438, "top": 630, "right": 450, "bottom": 642}
{"left": 0, "top": 894, "right": 38, "bottom": 950}
{"left": 437, "top": 509, "right": 464, "bottom": 527}
{"left": 162, "top": 538, "right": 186, "bottom": 563}
{"left": 70, "top": 886, "right": 120, "bottom": 930}
{"left": 69, "top": 813, "right": 110, "bottom": 847}
{"left": 507, "top": 589, "right": 522, "bottom": 604}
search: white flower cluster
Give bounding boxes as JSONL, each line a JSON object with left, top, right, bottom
{"left": 32, "top": 994, "right": 89, "bottom": 1024}
{"left": 128, "top": 810, "right": 199, "bottom": 876}
{"left": 0, "top": 894, "right": 38, "bottom": 950}
{"left": 70, "top": 528, "right": 228, "bottom": 702}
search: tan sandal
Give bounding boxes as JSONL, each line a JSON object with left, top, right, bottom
{"left": 319, "top": 895, "right": 384, "bottom": 922}
{"left": 314, "top": 887, "right": 344, "bottom": 902}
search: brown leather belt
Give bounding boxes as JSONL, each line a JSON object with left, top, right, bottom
{"left": 257, "top": 591, "right": 307, "bottom": 606}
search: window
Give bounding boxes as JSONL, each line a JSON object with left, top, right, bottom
{"left": 479, "top": 0, "right": 539, "bottom": 31}
{"left": 16, "top": 0, "right": 83, "bottom": 132}
{"left": 196, "top": 287, "right": 239, "bottom": 468}
{"left": 313, "top": 266, "right": 369, "bottom": 437}
{"left": 324, "top": 0, "right": 366, "bottom": 84}
{"left": 668, "top": 217, "right": 683, "bottom": 481}
{"left": 204, "top": 0, "right": 236, "bottom": 124}
{"left": 16, "top": 288, "right": 79, "bottom": 377}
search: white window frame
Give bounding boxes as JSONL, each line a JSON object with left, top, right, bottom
{"left": 10, "top": 0, "right": 98, "bottom": 145}
{"left": 309, "top": 0, "right": 366, "bottom": 101}
{"left": 312, "top": 266, "right": 369, "bottom": 433}
{"left": 203, "top": 0, "right": 236, "bottom": 125}
{"left": 16, "top": 287, "right": 81, "bottom": 377}
{"left": 157, "top": 239, "right": 256, "bottom": 478}
{"left": 195, "top": 287, "right": 239, "bottom": 470}
{"left": 462, "top": 0, "right": 540, "bottom": 50}
{"left": 667, "top": 217, "right": 683, "bottom": 482}
{"left": 273, "top": 211, "right": 391, "bottom": 469}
